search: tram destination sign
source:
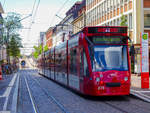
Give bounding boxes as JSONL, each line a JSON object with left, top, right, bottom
{"left": 91, "top": 36, "right": 127, "bottom": 44}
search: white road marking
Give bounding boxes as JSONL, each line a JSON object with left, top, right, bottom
{"left": 131, "top": 89, "right": 150, "bottom": 93}
{"left": 134, "top": 91, "right": 150, "bottom": 93}
{"left": 131, "top": 91, "right": 150, "bottom": 103}
{"left": 11, "top": 75, "right": 19, "bottom": 113}
{"left": 0, "top": 111, "right": 10, "bottom": 113}
{"left": 3, "top": 74, "right": 17, "bottom": 111}
{"left": 3, "top": 74, "right": 17, "bottom": 97}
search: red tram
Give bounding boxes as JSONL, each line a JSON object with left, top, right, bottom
{"left": 38, "top": 26, "right": 131, "bottom": 96}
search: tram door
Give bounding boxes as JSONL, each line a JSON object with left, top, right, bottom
{"left": 79, "top": 48, "right": 88, "bottom": 92}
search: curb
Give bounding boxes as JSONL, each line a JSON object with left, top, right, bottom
{"left": 130, "top": 90, "right": 150, "bottom": 103}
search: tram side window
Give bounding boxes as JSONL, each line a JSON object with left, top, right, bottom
{"left": 80, "top": 49, "right": 83, "bottom": 75}
{"left": 70, "top": 48, "right": 77, "bottom": 75}
{"left": 83, "top": 52, "right": 89, "bottom": 76}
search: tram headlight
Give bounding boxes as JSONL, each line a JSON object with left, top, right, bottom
{"left": 96, "top": 77, "right": 100, "bottom": 82}
{"left": 124, "top": 77, "right": 128, "bottom": 81}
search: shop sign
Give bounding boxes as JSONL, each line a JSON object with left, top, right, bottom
{"left": 141, "top": 33, "right": 149, "bottom": 72}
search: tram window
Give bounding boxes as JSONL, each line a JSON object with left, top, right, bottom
{"left": 70, "top": 48, "right": 77, "bottom": 75}
{"left": 58, "top": 53, "right": 62, "bottom": 63}
{"left": 83, "top": 52, "right": 89, "bottom": 76}
{"left": 79, "top": 48, "right": 83, "bottom": 75}
{"left": 74, "top": 49, "right": 76, "bottom": 54}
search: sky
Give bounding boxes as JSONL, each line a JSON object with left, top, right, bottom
{"left": 0, "top": 0, "right": 80, "bottom": 55}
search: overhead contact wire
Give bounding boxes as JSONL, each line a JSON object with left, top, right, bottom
{"left": 50, "top": 0, "right": 70, "bottom": 26}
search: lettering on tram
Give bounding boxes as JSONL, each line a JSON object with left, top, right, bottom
{"left": 38, "top": 26, "right": 131, "bottom": 96}
{"left": 91, "top": 36, "right": 126, "bottom": 44}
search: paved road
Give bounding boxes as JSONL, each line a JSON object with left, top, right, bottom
{"left": 1, "top": 69, "right": 150, "bottom": 113}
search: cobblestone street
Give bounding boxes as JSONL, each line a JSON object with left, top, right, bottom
{"left": 0, "top": 69, "right": 150, "bottom": 113}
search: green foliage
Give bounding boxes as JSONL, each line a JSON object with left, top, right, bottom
{"left": 120, "top": 14, "right": 127, "bottom": 26}
{"left": 3, "top": 12, "right": 22, "bottom": 33}
{"left": 33, "top": 51, "right": 39, "bottom": 59}
{"left": 0, "top": 12, "right": 23, "bottom": 45}
{"left": 8, "top": 34, "right": 22, "bottom": 57}
{"left": 32, "top": 45, "right": 49, "bottom": 59}
{"left": 44, "top": 45, "right": 49, "bottom": 52}
{"left": 0, "top": 60, "right": 4, "bottom": 65}
{"left": 0, "top": 12, "right": 23, "bottom": 62}
{"left": 33, "top": 45, "right": 43, "bottom": 59}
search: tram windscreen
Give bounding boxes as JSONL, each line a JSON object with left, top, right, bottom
{"left": 90, "top": 45, "right": 128, "bottom": 71}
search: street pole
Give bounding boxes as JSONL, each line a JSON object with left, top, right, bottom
{"left": 6, "top": 28, "right": 10, "bottom": 64}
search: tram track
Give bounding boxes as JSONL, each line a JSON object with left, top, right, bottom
{"left": 127, "top": 94, "right": 150, "bottom": 110}
{"left": 33, "top": 73, "right": 134, "bottom": 113}
{"left": 25, "top": 72, "right": 70, "bottom": 113}
{"left": 24, "top": 76, "right": 39, "bottom": 113}
{"left": 34, "top": 71, "right": 149, "bottom": 113}
{"left": 103, "top": 101, "right": 130, "bottom": 113}
{"left": 20, "top": 70, "right": 150, "bottom": 113}
{"left": 102, "top": 94, "right": 150, "bottom": 113}
{"left": 17, "top": 71, "right": 39, "bottom": 113}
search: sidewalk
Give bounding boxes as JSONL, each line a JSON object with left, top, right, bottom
{"left": 0, "top": 73, "right": 19, "bottom": 113}
{"left": 131, "top": 74, "right": 150, "bottom": 103}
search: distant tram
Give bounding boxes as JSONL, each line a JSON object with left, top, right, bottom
{"left": 21, "top": 60, "right": 26, "bottom": 68}
{"left": 38, "top": 26, "right": 131, "bottom": 96}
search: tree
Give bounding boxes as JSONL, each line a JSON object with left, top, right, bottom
{"left": 32, "top": 44, "right": 49, "bottom": 59}
{"left": 0, "top": 12, "right": 22, "bottom": 63}
{"left": 44, "top": 45, "right": 49, "bottom": 52}
{"left": 32, "top": 45, "right": 42, "bottom": 59}
{"left": 120, "top": 14, "right": 127, "bottom": 26}
{"left": 9, "top": 34, "right": 22, "bottom": 57}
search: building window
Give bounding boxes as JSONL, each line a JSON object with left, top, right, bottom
{"left": 129, "top": 13, "right": 133, "bottom": 29}
{"left": 121, "top": 0, "right": 123, "bottom": 5}
{"left": 117, "top": 18, "right": 120, "bottom": 26}
{"left": 114, "top": 19, "right": 116, "bottom": 26}
{"left": 144, "top": 10, "right": 150, "bottom": 28}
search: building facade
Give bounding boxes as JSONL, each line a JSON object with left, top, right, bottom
{"left": 45, "top": 1, "right": 82, "bottom": 48}
{"left": 46, "top": 27, "right": 53, "bottom": 49}
{"left": 86, "top": 0, "right": 134, "bottom": 38}
{"left": 38, "top": 32, "right": 46, "bottom": 47}
{"left": 72, "top": 0, "right": 86, "bottom": 34}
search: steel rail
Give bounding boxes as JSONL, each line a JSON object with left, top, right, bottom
{"left": 28, "top": 70, "right": 150, "bottom": 113}
{"left": 103, "top": 94, "right": 150, "bottom": 113}
{"left": 103, "top": 101, "right": 130, "bottom": 113}
{"left": 24, "top": 76, "right": 39, "bottom": 113}
{"left": 29, "top": 74, "right": 70, "bottom": 113}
